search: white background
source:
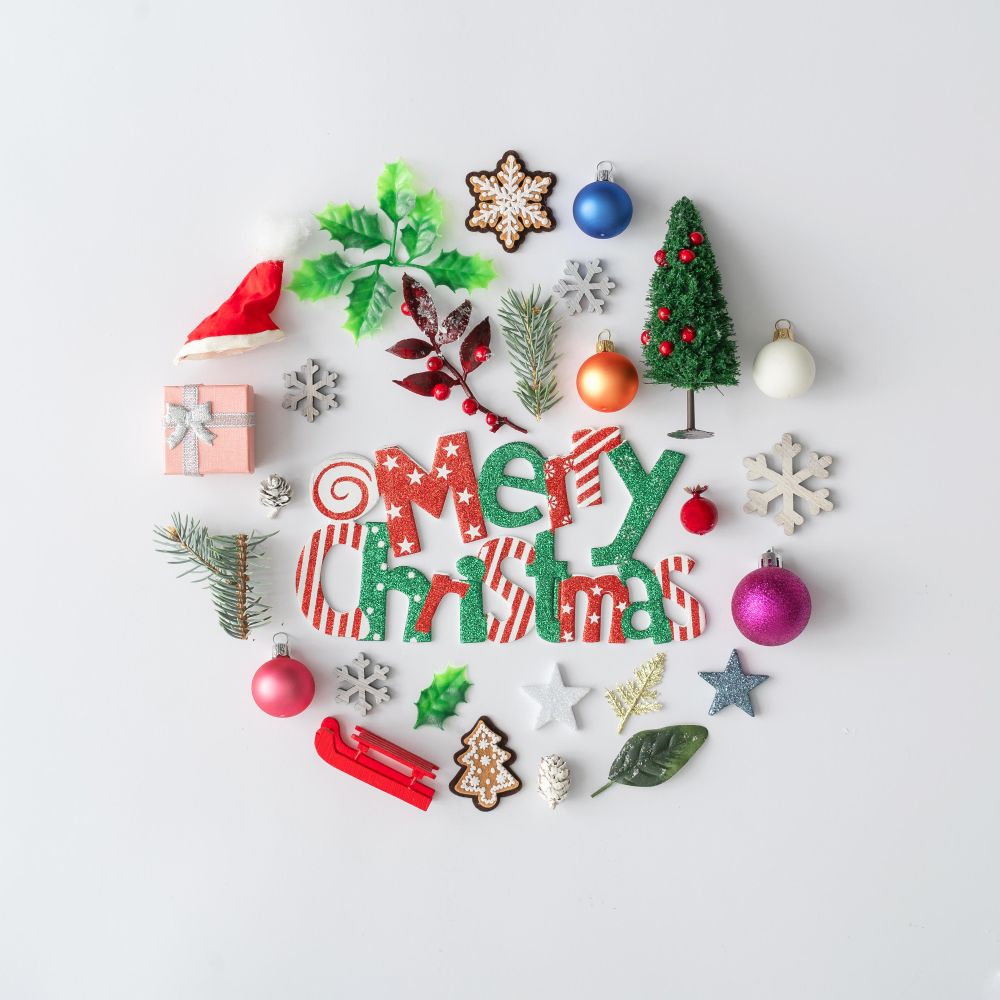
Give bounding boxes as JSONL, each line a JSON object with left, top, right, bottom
{"left": 2, "top": 2, "right": 999, "bottom": 997}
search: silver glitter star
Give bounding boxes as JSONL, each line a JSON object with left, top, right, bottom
{"left": 522, "top": 663, "right": 590, "bottom": 730}
{"left": 698, "top": 650, "right": 769, "bottom": 717}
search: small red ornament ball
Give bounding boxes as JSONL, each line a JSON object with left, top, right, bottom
{"left": 678, "top": 248, "right": 695, "bottom": 264}
{"left": 657, "top": 306, "right": 672, "bottom": 322}
{"left": 653, "top": 249, "right": 667, "bottom": 266}
{"left": 462, "top": 398, "right": 478, "bottom": 415}
{"left": 689, "top": 231, "right": 704, "bottom": 245}
{"left": 485, "top": 412, "right": 499, "bottom": 427}
{"left": 680, "top": 485, "right": 718, "bottom": 535}
{"left": 432, "top": 383, "right": 451, "bottom": 401}
{"left": 640, "top": 329, "right": 651, "bottom": 345}
{"left": 681, "top": 326, "right": 696, "bottom": 342}
{"left": 473, "top": 345, "right": 490, "bottom": 363}
{"left": 426, "top": 355, "right": 443, "bottom": 372}
{"left": 400, "top": 302, "right": 411, "bottom": 316}
{"left": 659, "top": 340, "right": 674, "bottom": 356}
{"left": 251, "top": 655, "right": 315, "bottom": 718}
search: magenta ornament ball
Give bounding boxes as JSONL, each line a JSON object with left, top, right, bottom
{"left": 731, "top": 566, "right": 812, "bottom": 646}
{"left": 251, "top": 656, "right": 316, "bottom": 717}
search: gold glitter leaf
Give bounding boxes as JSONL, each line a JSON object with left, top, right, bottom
{"left": 604, "top": 652, "right": 665, "bottom": 734}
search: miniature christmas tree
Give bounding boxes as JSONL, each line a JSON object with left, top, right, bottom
{"left": 641, "top": 197, "right": 739, "bottom": 438}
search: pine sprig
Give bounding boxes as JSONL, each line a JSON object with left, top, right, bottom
{"left": 605, "top": 652, "right": 666, "bottom": 734}
{"left": 497, "top": 287, "right": 562, "bottom": 422}
{"left": 154, "top": 513, "right": 274, "bottom": 640}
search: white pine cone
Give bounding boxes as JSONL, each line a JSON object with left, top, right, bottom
{"left": 538, "top": 754, "right": 570, "bottom": 809}
{"left": 259, "top": 474, "right": 293, "bottom": 518}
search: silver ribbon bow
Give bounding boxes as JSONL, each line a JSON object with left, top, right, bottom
{"left": 164, "top": 384, "right": 255, "bottom": 476}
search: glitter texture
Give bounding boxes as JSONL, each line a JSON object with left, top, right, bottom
{"left": 731, "top": 563, "right": 811, "bottom": 646}
{"left": 358, "top": 522, "right": 431, "bottom": 643}
{"left": 521, "top": 663, "right": 590, "bottom": 730}
{"left": 478, "top": 441, "right": 548, "bottom": 530}
{"left": 699, "top": 650, "right": 769, "bottom": 717}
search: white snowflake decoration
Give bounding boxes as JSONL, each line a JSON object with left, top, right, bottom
{"left": 743, "top": 432, "right": 834, "bottom": 535}
{"left": 553, "top": 259, "right": 615, "bottom": 315}
{"left": 465, "top": 151, "right": 556, "bottom": 252}
{"left": 335, "top": 652, "right": 390, "bottom": 716}
{"left": 282, "top": 358, "right": 339, "bottom": 422}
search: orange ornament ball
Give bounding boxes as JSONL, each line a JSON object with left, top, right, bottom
{"left": 576, "top": 331, "right": 639, "bottom": 412}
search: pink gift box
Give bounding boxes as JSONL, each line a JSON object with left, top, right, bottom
{"left": 163, "top": 384, "right": 255, "bottom": 476}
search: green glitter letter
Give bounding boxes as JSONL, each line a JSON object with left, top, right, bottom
{"left": 526, "top": 530, "right": 569, "bottom": 643}
{"left": 359, "top": 522, "right": 431, "bottom": 642}
{"left": 478, "top": 442, "right": 548, "bottom": 530}
{"left": 617, "top": 558, "right": 671, "bottom": 643}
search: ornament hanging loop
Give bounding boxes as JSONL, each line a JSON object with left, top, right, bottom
{"left": 272, "top": 631, "right": 290, "bottom": 657}
{"left": 595, "top": 160, "right": 614, "bottom": 181}
{"left": 760, "top": 548, "right": 781, "bottom": 568}
{"left": 595, "top": 329, "right": 616, "bottom": 353}
{"left": 773, "top": 319, "right": 796, "bottom": 342}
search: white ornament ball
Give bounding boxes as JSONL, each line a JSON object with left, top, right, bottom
{"left": 752, "top": 335, "right": 816, "bottom": 399}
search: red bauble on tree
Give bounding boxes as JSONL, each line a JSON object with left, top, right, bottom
{"left": 681, "top": 326, "right": 696, "bottom": 342}
{"left": 657, "top": 306, "right": 672, "bottom": 322}
{"left": 680, "top": 485, "right": 718, "bottom": 535}
{"left": 678, "top": 248, "right": 695, "bottom": 264}
{"left": 640, "top": 329, "right": 651, "bottom": 345}
{"left": 689, "top": 231, "right": 704, "bottom": 245}
{"left": 659, "top": 340, "right": 674, "bottom": 356}
{"left": 654, "top": 249, "right": 667, "bottom": 266}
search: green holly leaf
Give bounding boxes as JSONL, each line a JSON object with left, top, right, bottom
{"left": 376, "top": 161, "right": 416, "bottom": 223}
{"left": 315, "top": 203, "right": 387, "bottom": 251}
{"left": 288, "top": 253, "right": 355, "bottom": 301}
{"left": 344, "top": 269, "right": 394, "bottom": 341}
{"left": 399, "top": 190, "right": 445, "bottom": 260}
{"left": 420, "top": 248, "right": 497, "bottom": 292}
{"left": 414, "top": 665, "right": 472, "bottom": 729}
{"left": 592, "top": 725, "right": 708, "bottom": 797}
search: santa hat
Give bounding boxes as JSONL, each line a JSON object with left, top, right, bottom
{"left": 174, "top": 216, "right": 313, "bottom": 363}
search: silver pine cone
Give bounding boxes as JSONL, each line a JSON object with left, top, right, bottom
{"left": 538, "top": 754, "right": 570, "bottom": 809}
{"left": 258, "top": 474, "right": 293, "bottom": 518}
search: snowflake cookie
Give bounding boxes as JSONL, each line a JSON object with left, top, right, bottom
{"left": 465, "top": 150, "right": 556, "bottom": 253}
{"left": 335, "top": 652, "right": 390, "bottom": 716}
{"left": 282, "top": 358, "right": 339, "bottom": 422}
{"left": 743, "top": 432, "right": 834, "bottom": 535}
{"left": 553, "top": 259, "right": 615, "bottom": 314}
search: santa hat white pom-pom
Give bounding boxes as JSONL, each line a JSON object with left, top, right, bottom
{"left": 253, "top": 215, "right": 316, "bottom": 262}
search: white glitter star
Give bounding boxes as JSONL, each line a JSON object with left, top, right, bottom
{"left": 522, "top": 663, "right": 590, "bottom": 730}
{"left": 435, "top": 464, "right": 451, "bottom": 479}
{"left": 443, "top": 441, "right": 460, "bottom": 457}
{"left": 588, "top": 613, "right": 600, "bottom": 624}
{"left": 616, "top": 601, "right": 628, "bottom": 612}
{"left": 456, "top": 488, "right": 473, "bottom": 504}
{"left": 561, "top": 603, "right": 572, "bottom": 615}
{"left": 561, "top": 630, "right": 573, "bottom": 642}
{"left": 407, "top": 468, "right": 424, "bottom": 485}
{"left": 386, "top": 503, "right": 402, "bottom": 520}
{"left": 397, "top": 538, "right": 415, "bottom": 554}
{"left": 382, "top": 454, "right": 399, "bottom": 470}
{"left": 465, "top": 524, "right": 482, "bottom": 540}
{"left": 590, "top": 584, "right": 603, "bottom": 596}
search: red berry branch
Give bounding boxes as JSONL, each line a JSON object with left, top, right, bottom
{"left": 388, "top": 274, "right": 527, "bottom": 434}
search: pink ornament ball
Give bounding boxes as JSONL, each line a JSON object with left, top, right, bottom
{"left": 731, "top": 566, "right": 811, "bottom": 646}
{"left": 251, "top": 656, "right": 316, "bottom": 717}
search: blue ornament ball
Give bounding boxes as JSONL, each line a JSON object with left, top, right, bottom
{"left": 573, "top": 179, "right": 633, "bottom": 239}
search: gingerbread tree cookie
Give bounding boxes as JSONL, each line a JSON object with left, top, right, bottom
{"left": 465, "top": 151, "right": 556, "bottom": 253}
{"left": 449, "top": 716, "right": 521, "bottom": 811}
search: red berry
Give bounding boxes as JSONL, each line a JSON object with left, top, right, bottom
{"left": 680, "top": 485, "right": 718, "bottom": 535}
{"left": 678, "top": 248, "right": 695, "bottom": 264}
{"left": 640, "top": 330, "right": 651, "bottom": 346}
{"left": 689, "top": 231, "right": 704, "bottom": 245}
{"left": 653, "top": 249, "right": 667, "bottom": 266}
{"left": 657, "top": 306, "right": 671, "bottom": 322}
{"left": 659, "top": 340, "right": 674, "bottom": 356}
{"left": 426, "top": 355, "right": 443, "bottom": 372}
{"left": 474, "top": 345, "right": 490, "bottom": 363}
{"left": 485, "top": 412, "right": 499, "bottom": 427}
{"left": 681, "top": 326, "right": 695, "bottom": 342}
{"left": 462, "top": 398, "right": 478, "bottom": 415}
{"left": 400, "top": 302, "right": 411, "bottom": 316}
{"left": 432, "top": 383, "right": 451, "bottom": 401}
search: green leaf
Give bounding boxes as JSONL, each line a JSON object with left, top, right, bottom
{"left": 344, "top": 269, "right": 394, "bottom": 341}
{"left": 420, "top": 248, "right": 496, "bottom": 292}
{"left": 315, "top": 203, "right": 387, "bottom": 251}
{"left": 288, "top": 253, "right": 355, "bottom": 301}
{"left": 376, "top": 161, "right": 416, "bottom": 223}
{"left": 399, "top": 189, "right": 444, "bottom": 260}
{"left": 414, "top": 665, "right": 472, "bottom": 729}
{"left": 592, "top": 725, "right": 708, "bottom": 797}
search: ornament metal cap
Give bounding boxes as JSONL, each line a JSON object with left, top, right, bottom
{"left": 772, "top": 319, "right": 796, "bottom": 342}
{"left": 760, "top": 548, "right": 781, "bottom": 568}
{"left": 595, "top": 329, "right": 617, "bottom": 353}
{"left": 272, "top": 632, "right": 290, "bottom": 657}
{"left": 595, "top": 160, "right": 614, "bottom": 181}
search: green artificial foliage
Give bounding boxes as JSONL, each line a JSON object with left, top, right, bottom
{"left": 290, "top": 161, "right": 496, "bottom": 341}
{"left": 414, "top": 665, "right": 472, "bottom": 729}
{"left": 591, "top": 724, "right": 708, "bottom": 797}
{"left": 153, "top": 514, "right": 274, "bottom": 640}
{"left": 641, "top": 197, "right": 740, "bottom": 392}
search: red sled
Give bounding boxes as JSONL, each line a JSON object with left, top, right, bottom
{"left": 314, "top": 717, "right": 439, "bottom": 811}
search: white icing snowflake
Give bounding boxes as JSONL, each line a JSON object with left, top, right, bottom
{"left": 553, "top": 259, "right": 615, "bottom": 315}
{"left": 465, "top": 151, "right": 555, "bottom": 252}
